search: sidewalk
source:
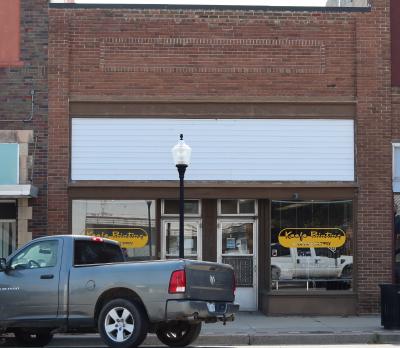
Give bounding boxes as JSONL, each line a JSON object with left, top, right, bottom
{"left": 3, "top": 312, "right": 400, "bottom": 346}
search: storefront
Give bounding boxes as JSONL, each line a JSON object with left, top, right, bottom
{"left": 68, "top": 102, "right": 357, "bottom": 314}
{"left": 0, "top": 133, "right": 38, "bottom": 256}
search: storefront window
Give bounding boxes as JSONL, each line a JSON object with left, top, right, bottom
{"left": 270, "top": 200, "right": 353, "bottom": 291}
{"left": 395, "top": 194, "right": 400, "bottom": 283}
{"left": 220, "top": 199, "right": 256, "bottom": 215}
{"left": 72, "top": 200, "right": 156, "bottom": 261}
{"left": 0, "top": 202, "right": 17, "bottom": 258}
{"left": 163, "top": 200, "right": 200, "bottom": 215}
{"left": 163, "top": 221, "right": 199, "bottom": 259}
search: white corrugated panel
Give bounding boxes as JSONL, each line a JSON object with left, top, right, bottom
{"left": 71, "top": 118, "right": 354, "bottom": 181}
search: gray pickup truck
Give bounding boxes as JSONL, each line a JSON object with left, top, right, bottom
{"left": 0, "top": 235, "right": 238, "bottom": 347}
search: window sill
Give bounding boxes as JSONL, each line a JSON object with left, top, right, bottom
{"left": 263, "top": 289, "right": 356, "bottom": 296}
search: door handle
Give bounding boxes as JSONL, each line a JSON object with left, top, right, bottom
{"left": 40, "top": 274, "right": 54, "bottom": 279}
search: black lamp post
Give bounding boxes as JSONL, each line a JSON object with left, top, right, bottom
{"left": 172, "top": 134, "right": 192, "bottom": 259}
{"left": 146, "top": 200, "right": 152, "bottom": 259}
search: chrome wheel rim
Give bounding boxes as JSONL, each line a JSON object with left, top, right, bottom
{"left": 104, "top": 306, "right": 135, "bottom": 342}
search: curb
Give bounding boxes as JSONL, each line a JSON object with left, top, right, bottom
{"left": 3, "top": 331, "right": 400, "bottom": 347}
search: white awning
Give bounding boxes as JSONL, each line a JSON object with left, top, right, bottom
{"left": 0, "top": 185, "right": 38, "bottom": 198}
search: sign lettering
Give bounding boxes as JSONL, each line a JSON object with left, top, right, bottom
{"left": 85, "top": 228, "right": 149, "bottom": 249}
{"left": 278, "top": 228, "right": 346, "bottom": 248}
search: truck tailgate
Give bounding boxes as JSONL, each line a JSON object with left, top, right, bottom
{"left": 185, "top": 261, "right": 235, "bottom": 302}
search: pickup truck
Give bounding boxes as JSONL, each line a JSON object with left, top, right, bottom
{"left": 0, "top": 235, "right": 238, "bottom": 348}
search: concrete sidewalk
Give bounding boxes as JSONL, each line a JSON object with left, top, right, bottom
{"left": 3, "top": 312, "right": 400, "bottom": 346}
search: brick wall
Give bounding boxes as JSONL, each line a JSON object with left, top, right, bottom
{"left": 0, "top": 0, "right": 48, "bottom": 238}
{"left": 48, "top": 0, "right": 391, "bottom": 313}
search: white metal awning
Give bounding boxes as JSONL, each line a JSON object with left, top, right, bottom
{"left": 0, "top": 185, "right": 38, "bottom": 198}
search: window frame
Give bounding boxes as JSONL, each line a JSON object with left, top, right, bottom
{"left": 161, "top": 199, "right": 201, "bottom": 217}
{"left": 161, "top": 218, "right": 202, "bottom": 260}
{"left": 218, "top": 199, "right": 258, "bottom": 217}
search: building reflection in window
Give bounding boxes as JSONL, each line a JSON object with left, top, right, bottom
{"left": 72, "top": 200, "right": 156, "bottom": 261}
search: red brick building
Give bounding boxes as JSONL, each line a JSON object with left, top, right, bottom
{"left": 47, "top": 0, "right": 392, "bottom": 314}
{"left": 0, "top": 0, "right": 48, "bottom": 252}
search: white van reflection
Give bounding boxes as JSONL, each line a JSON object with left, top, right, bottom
{"left": 270, "top": 243, "right": 352, "bottom": 281}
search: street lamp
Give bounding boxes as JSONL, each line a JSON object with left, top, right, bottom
{"left": 146, "top": 200, "right": 152, "bottom": 259}
{"left": 171, "top": 134, "right": 192, "bottom": 259}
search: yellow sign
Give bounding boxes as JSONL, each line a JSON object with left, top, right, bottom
{"left": 278, "top": 228, "right": 346, "bottom": 248}
{"left": 85, "top": 228, "right": 149, "bottom": 249}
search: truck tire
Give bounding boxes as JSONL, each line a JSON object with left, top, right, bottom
{"left": 98, "top": 299, "right": 148, "bottom": 348}
{"left": 13, "top": 329, "right": 53, "bottom": 347}
{"left": 341, "top": 265, "right": 352, "bottom": 279}
{"left": 156, "top": 321, "right": 201, "bottom": 347}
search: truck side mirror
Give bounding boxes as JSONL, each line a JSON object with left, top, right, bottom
{"left": 0, "top": 258, "right": 7, "bottom": 272}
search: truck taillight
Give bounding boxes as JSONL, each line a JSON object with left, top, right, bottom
{"left": 169, "top": 270, "right": 186, "bottom": 294}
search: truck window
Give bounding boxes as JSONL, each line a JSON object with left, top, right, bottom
{"left": 10, "top": 240, "right": 58, "bottom": 270}
{"left": 297, "top": 248, "right": 311, "bottom": 257}
{"left": 74, "top": 240, "right": 124, "bottom": 265}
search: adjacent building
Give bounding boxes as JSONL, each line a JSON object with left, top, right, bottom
{"left": 392, "top": 0, "right": 400, "bottom": 273}
{"left": 0, "top": 0, "right": 48, "bottom": 255}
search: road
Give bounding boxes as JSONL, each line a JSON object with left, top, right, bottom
{"left": 2, "top": 340, "right": 400, "bottom": 348}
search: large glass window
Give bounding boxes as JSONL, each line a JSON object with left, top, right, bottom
{"left": 163, "top": 221, "right": 200, "bottom": 259}
{"left": 72, "top": 200, "right": 156, "bottom": 261}
{"left": 270, "top": 200, "right": 353, "bottom": 291}
{"left": 161, "top": 200, "right": 201, "bottom": 260}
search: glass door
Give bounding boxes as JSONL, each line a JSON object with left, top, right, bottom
{"left": 0, "top": 220, "right": 17, "bottom": 258}
{"left": 217, "top": 220, "right": 258, "bottom": 310}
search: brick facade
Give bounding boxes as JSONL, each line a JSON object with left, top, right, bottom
{"left": 0, "top": 0, "right": 48, "bottom": 239}
{"left": 48, "top": 1, "right": 391, "bottom": 313}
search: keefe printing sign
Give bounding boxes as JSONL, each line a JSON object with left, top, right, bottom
{"left": 85, "top": 228, "right": 148, "bottom": 249}
{"left": 278, "top": 228, "right": 346, "bottom": 248}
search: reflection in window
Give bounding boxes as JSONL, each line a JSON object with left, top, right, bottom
{"left": 222, "top": 222, "right": 253, "bottom": 255}
{"left": 0, "top": 221, "right": 16, "bottom": 258}
{"left": 395, "top": 194, "right": 400, "bottom": 283}
{"left": 11, "top": 241, "right": 58, "bottom": 270}
{"left": 72, "top": 200, "right": 156, "bottom": 261}
{"left": 163, "top": 200, "right": 200, "bottom": 215}
{"left": 220, "top": 199, "right": 256, "bottom": 215}
{"left": 164, "top": 221, "right": 199, "bottom": 259}
{"left": 270, "top": 200, "right": 353, "bottom": 292}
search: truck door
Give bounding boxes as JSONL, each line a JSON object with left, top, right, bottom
{"left": 294, "top": 248, "right": 317, "bottom": 279}
{"left": 0, "top": 239, "right": 61, "bottom": 321}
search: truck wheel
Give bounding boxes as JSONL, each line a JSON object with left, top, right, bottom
{"left": 13, "top": 329, "right": 53, "bottom": 347}
{"left": 98, "top": 298, "right": 148, "bottom": 348}
{"left": 156, "top": 321, "right": 201, "bottom": 347}
{"left": 341, "top": 265, "right": 352, "bottom": 279}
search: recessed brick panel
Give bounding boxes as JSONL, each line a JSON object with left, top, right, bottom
{"left": 100, "top": 37, "right": 326, "bottom": 74}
